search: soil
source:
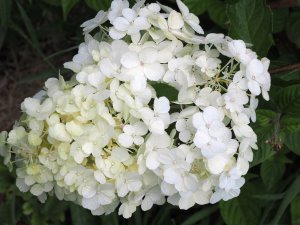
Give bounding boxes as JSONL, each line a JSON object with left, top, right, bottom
{"left": 0, "top": 42, "right": 74, "bottom": 131}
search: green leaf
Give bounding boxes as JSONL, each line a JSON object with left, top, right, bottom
{"left": 85, "top": 0, "right": 111, "bottom": 11}
{"left": 207, "top": 0, "right": 228, "bottom": 29}
{"left": 270, "top": 176, "right": 300, "bottom": 224}
{"left": 70, "top": 204, "right": 98, "bottom": 225}
{"left": 272, "top": 8, "right": 289, "bottom": 33}
{"left": 61, "top": 0, "right": 79, "bottom": 20}
{"left": 183, "top": 0, "right": 208, "bottom": 15}
{"left": 227, "top": 0, "right": 273, "bottom": 57}
{"left": 277, "top": 84, "right": 300, "bottom": 116}
{"left": 291, "top": 195, "right": 300, "bottom": 225}
{"left": 281, "top": 115, "right": 300, "bottom": 133}
{"left": 284, "top": 131, "right": 300, "bottom": 155}
{"left": 31, "top": 212, "right": 47, "bottom": 225}
{"left": 181, "top": 206, "right": 218, "bottom": 225}
{"left": 260, "top": 156, "right": 285, "bottom": 190}
{"left": 256, "top": 109, "right": 277, "bottom": 127}
{"left": 220, "top": 185, "right": 261, "bottom": 225}
{"left": 287, "top": 12, "right": 300, "bottom": 49}
{"left": 251, "top": 127, "right": 275, "bottom": 166}
{"left": 16, "top": 2, "right": 40, "bottom": 49}
{"left": 152, "top": 83, "right": 179, "bottom": 102}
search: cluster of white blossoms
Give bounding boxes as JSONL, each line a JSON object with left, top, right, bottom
{"left": 0, "top": 0, "right": 271, "bottom": 218}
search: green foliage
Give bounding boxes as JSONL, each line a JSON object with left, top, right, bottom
{"left": 183, "top": 0, "right": 208, "bottom": 15}
{"left": 260, "top": 155, "right": 285, "bottom": 190}
{"left": 62, "top": 0, "right": 80, "bottom": 20}
{"left": 220, "top": 184, "right": 261, "bottom": 225}
{"left": 152, "top": 83, "right": 179, "bottom": 102}
{"left": 227, "top": 0, "right": 273, "bottom": 57}
{"left": 287, "top": 11, "right": 300, "bottom": 49}
{"left": 85, "top": 0, "right": 111, "bottom": 11}
{"left": 291, "top": 195, "right": 300, "bottom": 225}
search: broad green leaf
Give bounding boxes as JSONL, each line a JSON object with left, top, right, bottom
{"left": 152, "top": 83, "right": 179, "bottom": 102}
{"left": 70, "top": 204, "right": 98, "bottom": 225}
{"left": 287, "top": 12, "right": 300, "bottom": 49}
{"left": 62, "top": 0, "right": 79, "bottom": 20}
{"left": 100, "top": 212, "right": 119, "bottom": 225}
{"left": 281, "top": 115, "right": 300, "bottom": 133}
{"left": 277, "top": 84, "right": 300, "bottom": 116}
{"left": 272, "top": 8, "right": 289, "bottom": 33}
{"left": 260, "top": 156, "right": 285, "bottom": 190}
{"left": 251, "top": 127, "right": 275, "bottom": 166}
{"left": 220, "top": 185, "right": 261, "bottom": 225}
{"left": 31, "top": 212, "right": 47, "bottom": 225}
{"left": 270, "top": 176, "right": 300, "bottom": 224}
{"left": 256, "top": 109, "right": 277, "bottom": 127}
{"left": 150, "top": 204, "right": 174, "bottom": 225}
{"left": 284, "top": 131, "right": 300, "bottom": 155}
{"left": 85, "top": 0, "right": 111, "bottom": 11}
{"left": 291, "top": 195, "right": 300, "bottom": 225}
{"left": 183, "top": 0, "right": 209, "bottom": 15}
{"left": 227, "top": 0, "right": 273, "bottom": 57}
{"left": 181, "top": 206, "right": 218, "bottom": 225}
{"left": 207, "top": 0, "right": 228, "bottom": 29}
{"left": 133, "top": 208, "right": 142, "bottom": 225}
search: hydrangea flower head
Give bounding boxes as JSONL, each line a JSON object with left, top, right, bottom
{"left": 0, "top": 0, "right": 270, "bottom": 218}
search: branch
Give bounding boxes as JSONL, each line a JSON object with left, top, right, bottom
{"left": 270, "top": 63, "right": 300, "bottom": 75}
{"left": 268, "top": 0, "right": 298, "bottom": 9}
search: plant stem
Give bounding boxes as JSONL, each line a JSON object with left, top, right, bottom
{"left": 270, "top": 63, "right": 300, "bottom": 75}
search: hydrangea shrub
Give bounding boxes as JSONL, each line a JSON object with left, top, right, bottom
{"left": 0, "top": 0, "right": 270, "bottom": 218}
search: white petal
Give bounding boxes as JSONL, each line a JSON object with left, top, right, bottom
{"left": 141, "top": 196, "right": 154, "bottom": 211}
{"left": 139, "top": 47, "right": 158, "bottom": 64}
{"left": 192, "top": 112, "right": 204, "bottom": 129}
{"left": 144, "top": 63, "right": 165, "bottom": 81}
{"left": 176, "top": 0, "right": 189, "bottom": 16}
{"left": 94, "top": 171, "right": 106, "bottom": 184}
{"left": 82, "top": 184, "right": 96, "bottom": 198}
{"left": 82, "top": 142, "right": 94, "bottom": 155}
{"left": 82, "top": 197, "right": 100, "bottom": 210}
{"left": 154, "top": 97, "right": 170, "bottom": 114}
{"left": 134, "top": 17, "right": 151, "bottom": 30}
{"left": 149, "top": 118, "right": 165, "bottom": 135}
{"left": 122, "top": 8, "right": 137, "bottom": 22}
{"left": 131, "top": 75, "right": 147, "bottom": 93}
{"left": 30, "top": 184, "right": 44, "bottom": 196}
{"left": 121, "top": 51, "right": 140, "bottom": 68}
{"left": 109, "top": 27, "right": 126, "bottom": 40}
{"left": 164, "top": 168, "right": 181, "bottom": 184}
{"left": 203, "top": 106, "right": 220, "bottom": 123}
{"left": 127, "top": 178, "right": 142, "bottom": 192}
{"left": 248, "top": 80, "right": 261, "bottom": 95}
{"left": 113, "top": 17, "right": 130, "bottom": 31}
{"left": 168, "top": 10, "right": 184, "bottom": 30}
{"left": 206, "top": 154, "right": 228, "bottom": 175}
{"left": 146, "top": 151, "right": 160, "bottom": 170}
{"left": 118, "top": 133, "right": 134, "bottom": 148}
{"left": 112, "top": 147, "right": 130, "bottom": 162}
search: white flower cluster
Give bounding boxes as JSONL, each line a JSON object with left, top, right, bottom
{"left": 0, "top": 0, "right": 270, "bottom": 218}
